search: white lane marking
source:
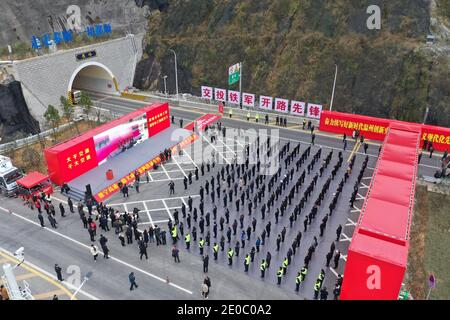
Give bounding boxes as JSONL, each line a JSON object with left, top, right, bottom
{"left": 329, "top": 267, "right": 339, "bottom": 277}
{"left": 350, "top": 205, "right": 361, "bottom": 213}
{"left": 142, "top": 201, "right": 154, "bottom": 228}
{"left": 0, "top": 205, "right": 193, "bottom": 295}
{"left": 108, "top": 195, "right": 199, "bottom": 207}
{"left": 217, "top": 137, "right": 237, "bottom": 156}
{"left": 140, "top": 177, "right": 184, "bottom": 184}
{"left": 360, "top": 183, "right": 369, "bottom": 189}
{"left": 162, "top": 199, "right": 174, "bottom": 222}
{"left": 199, "top": 132, "right": 231, "bottom": 165}
{"left": 139, "top": 220, "right": 169, "bottom": 225}
{"left": 345, "top": 218, "right": 357, "bottom": 227}
{"left": 339, "top": 233, "right": 352, "bottom": 242}
{"left": 160, "top": 163, "right": 172, "bottom": 180}
{"left": 170, "top": 155, "right": 188, "bottom": 178}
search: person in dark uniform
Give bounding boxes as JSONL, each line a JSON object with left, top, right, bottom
{"left": 68, "top": 197, "right": 74, "bottom": 213}
{"left": 203, "top": 254, "right": 209, "bottom": 273}
{"left": 334, "top": 251, "right": 341, "bottom": 269}
{"left": 265, "top": 251, "right": 272, "bottom": 269}
{"left": 54, "top": 264, "right": 63, "bottom": 281}
{"left": 38, "top": 212, "right": 45, "bottom": 227}
{"left": 336, "top": 225, "right": 342, "bottom": 241}
{"left": 326, "top": 251, "right": 333, "bottom": 267}
{"left": 320, "top": 287, "right": 329, "bottom": 300}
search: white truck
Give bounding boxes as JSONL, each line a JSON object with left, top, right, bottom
{"left": 0, "top": 156, "right": 23, "bottom": 196}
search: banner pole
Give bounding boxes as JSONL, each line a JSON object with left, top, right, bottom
{"left": 239, "top": 62, "right": 243, "bottom": 109}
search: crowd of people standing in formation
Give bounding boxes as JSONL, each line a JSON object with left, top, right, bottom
{"left": 28, "top": 118, "right": 370, "bottom": 299}
{"left": 169, "top": 129, "right": 368, "bottom": 300}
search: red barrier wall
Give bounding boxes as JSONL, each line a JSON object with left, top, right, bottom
{"left": 45, "top": 103, "right": 170, "bottom": 185}
{"left": 340, "top": 122, "right": 420, "bottom": 300}
{"left": 319, "top": 111, "right": 450, "bottom": 152}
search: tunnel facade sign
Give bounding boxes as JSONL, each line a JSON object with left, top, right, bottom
{"left": 31, "top": 23, "right": 112, "bottom": 49}
{"left": 76, "top": 50, "right": 97, "bottom": 61}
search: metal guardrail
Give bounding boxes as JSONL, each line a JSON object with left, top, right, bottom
{"left": 0, "top": 122, "right": 74, "bottom": 154}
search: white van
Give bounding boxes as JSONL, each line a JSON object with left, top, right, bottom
{"left": 0, "top": 156, "right": 23, "bottom": 196}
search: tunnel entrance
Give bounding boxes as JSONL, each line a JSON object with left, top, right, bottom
{"left": 68, "top": 62, "right": 119, "bottom": 96}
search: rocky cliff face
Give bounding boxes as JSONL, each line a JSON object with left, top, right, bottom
{"left": 135, "top": 0, "right": 450, "bottom": 127}
{"left": 0, "top": 0, "right": 152, "bottom": 46}
{"left": 0, "top": 81, "right": 40, "bottom": 143}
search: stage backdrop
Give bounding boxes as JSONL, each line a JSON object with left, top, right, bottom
{"left": 45, "top": 103, "right": 170, "bottom": 185}
{"left": 320, "top": 110, "right": 450, "bottom": 151}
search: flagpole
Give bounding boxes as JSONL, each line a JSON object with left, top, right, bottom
{"left": 239, "top": 61, "right": 243, "bottom": 109}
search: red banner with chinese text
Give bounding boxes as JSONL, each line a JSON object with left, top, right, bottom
{"left": 420, "top": 124, "right": 450, "bottom": 152}
{"left": 319, "top": 111, "right": 390, "bottom": 141}
{"left": 146, "top": 104, "right": 170, "bottom": 137}
{"left": 319, "top": 111, "right": 450, "bottom": 151}
{"left": 184, "top": 114, "right": 222, "bottom": 131}
{"left": 54, "top": 138, "right": 99, "bottom": 184}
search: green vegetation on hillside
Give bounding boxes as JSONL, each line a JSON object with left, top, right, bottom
{"left": 407, "top": 185, "right": 450, "bottom": 300}
{"left": 141, "top": 0, "right": 450, "bottom": 127}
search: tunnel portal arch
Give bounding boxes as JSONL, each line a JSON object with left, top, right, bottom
{"left": 68, "top": 61, "right": 119, "bottom": 100}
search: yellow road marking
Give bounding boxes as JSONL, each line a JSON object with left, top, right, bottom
{"left": 347, "top": 142, "right": 361, "bottom": 162}
{"left": 0, "top": 251, "right": 76, "bottom": 300}
{"left": 15, "top": 272, "right": 38, "bottom": 281}
{"left": 0, "top": 258, "right": 9, "bottom": 264}
{"left": 34, "top": 289, "right": 66, "bottom": 300}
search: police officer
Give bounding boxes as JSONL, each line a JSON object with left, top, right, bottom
{"left": 314, "top": 280, "right": 321, "bottom": 300}
{"left": 199, "top": 237, "right": 205, "bottom": 255}
{"left": 213, "top": 242, "right": 219, "bottom": 260}
{"left": 227, "top": 247, "right": 234, "bottom": 265}
{"left": 277, "top": 266, "right": 284, "bottom": 285}
{"left": 185, "top": 233, "right": 191, "bottom": 250}
{"left": 244, "top": 254, "right": 250, "bottom": 272}
{"left": 282, "top": 257, "right": 289, "bottom": 274}
{"left": 260, "top": 259, "right": 268, "bottom": 278}
{"left": 300, "top": 266, "right": 307, "bottom": 283}
{"left": 295, "top": 271, "right": 302, "bottom": 292}
{"left": 171, "top": 226, "right": 178, "bottom": 245}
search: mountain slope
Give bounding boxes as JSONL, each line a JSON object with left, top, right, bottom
{"left": 135, "top": 0, "right": 449, "bottom": 127}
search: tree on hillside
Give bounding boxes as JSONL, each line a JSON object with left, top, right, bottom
{"left": 60, "top": 95, "right": 79, "bottom": 134}
{"left": 79, "top": 91, "right": 93, "bottom": 127}
{"left": 21, "top": 139, "right": 41, "bottom": 172}
{"left": 44, "top": 105, "right": 60, "bottom": 142}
